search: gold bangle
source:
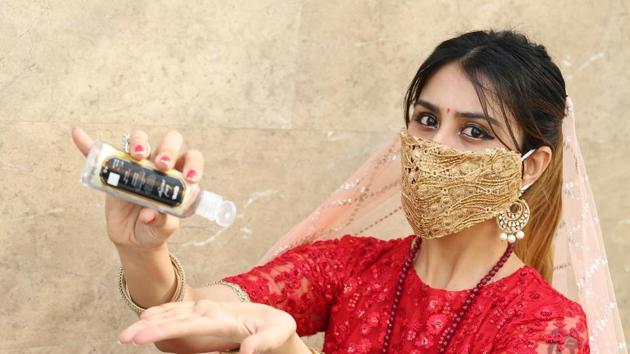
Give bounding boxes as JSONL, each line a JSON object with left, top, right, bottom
{"left": 118, "top": 253, "right": 186, "bottom": 314}
{"left": 209, "top": 280, "right": 251, "bottom": 303}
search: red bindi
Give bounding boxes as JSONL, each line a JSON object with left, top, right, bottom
{"left": 446, "top": 107, "right": 451, "bottom": 113}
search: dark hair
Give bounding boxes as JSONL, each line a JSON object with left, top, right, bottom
{"left": 404, "top": 30, "right": 566, "bottom": 153}
{"left": 404, "top": 30, "right": 567, "bottom": 281}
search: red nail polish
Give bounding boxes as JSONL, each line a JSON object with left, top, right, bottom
{"left": 134, "top": 144, "right": 144, "bottom": 153}
{"left": 147, "top": 216, "right": 157, "bottom": 224}
{"left": 160, "top": 155, "right": 170, "bottom": 165}
{"left": 186, "top": 170, "right": 198, "bottom": 181}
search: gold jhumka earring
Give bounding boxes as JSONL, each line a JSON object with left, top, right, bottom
{"left": 497, "top": 196, "right": 530, "bottom": 243}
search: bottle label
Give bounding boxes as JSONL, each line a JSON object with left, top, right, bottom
{"left": 99, "top": 156, "right": 185, "bottom": 207}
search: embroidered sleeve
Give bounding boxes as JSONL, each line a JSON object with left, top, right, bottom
{"left": 493, "top": 300, "right": 589, "bottom": 353}
{"left": 209, "top": 279, "right": 251, "bottom": 303}
{"left": 221, "top": 235, "right": 387, "bottom": 336}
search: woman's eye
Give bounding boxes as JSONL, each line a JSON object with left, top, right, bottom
{"left": 461, "top": 125, "right": 494, "bottom": 140}
{"left": 415, "top": 113, "right": 438, "bottom": 127}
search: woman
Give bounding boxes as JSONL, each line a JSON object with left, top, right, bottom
{"left": 72, "top": 30, "right": 609, "bottom": 353}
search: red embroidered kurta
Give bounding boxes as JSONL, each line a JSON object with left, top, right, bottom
{"left": 223, "top": 235, "right": 589, "bottom": 353}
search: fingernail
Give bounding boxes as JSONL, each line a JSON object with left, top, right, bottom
{"left": 147, "top": 216, "right": 157, "bottom": 224}
{"left": 134, "top": 144, "right": 144, "bottom": 153}
{"left": 186, "top": 169, "right": 198, "bottom": 182}
{"left": 159, "top": 155, "right": 170, "bottom": 167}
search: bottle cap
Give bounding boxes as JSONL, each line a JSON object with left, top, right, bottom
{"left": 195, "top": 191, "right": 237, "bottom": 227}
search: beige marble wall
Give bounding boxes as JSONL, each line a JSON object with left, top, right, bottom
{"left": 1, "top": 1, "right": 628, "bottom": 352}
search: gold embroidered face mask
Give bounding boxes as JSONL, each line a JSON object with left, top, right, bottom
{"left": 400, "top": 129, "right": 529, "bottom": 239}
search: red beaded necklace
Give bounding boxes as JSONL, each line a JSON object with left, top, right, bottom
{"left": 380, "top": 237, "right": 514, "bottom": 354}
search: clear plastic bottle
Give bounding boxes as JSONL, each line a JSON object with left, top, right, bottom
{"left": 80, "top": 141, "right": 236, "bottom": 227}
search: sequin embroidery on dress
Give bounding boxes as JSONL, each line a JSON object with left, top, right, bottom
{"left": 223, "top": 235, "right": 589, "bottom": 353}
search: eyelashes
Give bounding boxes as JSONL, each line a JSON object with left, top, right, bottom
{"left": 416, "top": 113, "right": 438, "bottom": 127}
{"left": 461, "top": 125, "right": 494, "bottom": 140}
{"left": 412, "top": 112, "right": 495, "bottom": 141}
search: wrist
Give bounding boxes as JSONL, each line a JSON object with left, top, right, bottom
{"left": 115, "top": 243, "right": 179, "bottom": 310}
{"left": 115, "top": 242, "right": 169, "bottom": 258}
{"left": 116, "top": 244, "right": 169, "bottom": 268}
{"left": 119, "top": 252, "right": 186, "bottom": 314}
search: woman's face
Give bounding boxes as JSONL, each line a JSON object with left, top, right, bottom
{"left": 407, "top": 61, "right": 522, "bottom": 152}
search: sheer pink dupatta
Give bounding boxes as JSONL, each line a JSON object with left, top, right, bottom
{"left": 257, "top": 98, "right": 627, "bottom": 353}
{"left": 552, "top": 98, "right": 627, "bottom": 352}
{"left": 257, "top": 132, "right": 411, "bottom": 263}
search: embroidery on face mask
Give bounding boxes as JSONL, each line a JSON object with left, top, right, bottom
{"left": 399, "top": 130, "right": 523, "bottom": 239}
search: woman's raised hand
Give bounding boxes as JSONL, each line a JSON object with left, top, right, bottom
{"left": 118, "top": 300, "right": 298, "bottom": 354}
{"left": 71, "top": 127, "right": 205, "bottom": 250}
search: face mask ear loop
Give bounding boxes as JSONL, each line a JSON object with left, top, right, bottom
{"left": 521, "top": 148, "right": 536, "bottom": 161}
{"left": 520, "top": 149, "right": 536, "bottom": 194}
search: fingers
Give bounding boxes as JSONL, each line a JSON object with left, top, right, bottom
{"left": 152, "top": 131, "right": 204, "bottom": 184}
{"left": 174, "top": 149, "right": 205, "bottom": 183}
{"left": 118, "top": 316, "right": 198, "bottom": 344}
{"left": 117, "top": 300, "right": 296, "bottom": 353}
{"left": 153, "top": 130, "right": 184, "bottom": 172}
{"left": 127, "top": 129, "right": 151, "bottom": 160}
{"left": 137, "top": 207, "right": 162, "bottom": 225}
{"left": 137, "top": 207, "right": 180, "bottom": 237}
{"left": 118, "top": 302, "right": 232, "bottom": 345}
{"left": 70, "top": 127, "right": 94, "bottom": 157}
{"left": 76, "top": 129, "right": 202, "bottom": 183}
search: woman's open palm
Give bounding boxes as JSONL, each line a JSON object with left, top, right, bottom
{"left": 118, "top": 300, "right": 297, "bottom": 354}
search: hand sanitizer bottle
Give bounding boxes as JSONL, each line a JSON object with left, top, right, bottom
{"left": 80, "top": 141, "right": 236, "bottom": 227}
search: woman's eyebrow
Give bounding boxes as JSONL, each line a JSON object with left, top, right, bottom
{"left": 414, "top": 98, "right": 504, "bottom": 128}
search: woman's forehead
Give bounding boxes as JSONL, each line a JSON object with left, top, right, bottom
{"left": 418, "top": 62, "right": 496, "bottom": 116}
